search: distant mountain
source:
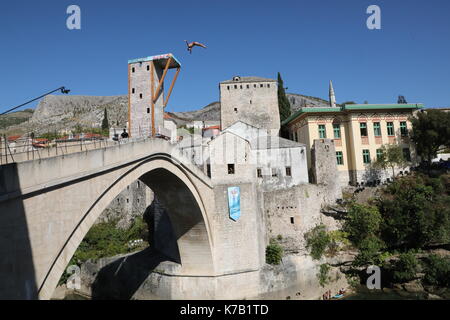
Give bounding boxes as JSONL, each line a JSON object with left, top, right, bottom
{"left": 0, "top": 92, "right": 332, "bottom": 136}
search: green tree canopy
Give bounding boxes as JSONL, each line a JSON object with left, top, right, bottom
{"left": 277, "top": 72, "right": 291, "bottom": 123}
{"left": 411, "top": 109, "right": 450, "bottom": 164}
{"left": 377, "top": 174, "right": 450, "bottom": 249}
{"left": 373, "top": 144, "right": 407, "bottom": 180}
{"left": 102, "top": 108, "right": 109, "bottom": 131}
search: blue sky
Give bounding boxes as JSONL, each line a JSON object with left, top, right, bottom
{"left": 0, "top": 0, "right": 449, "bottom": 114}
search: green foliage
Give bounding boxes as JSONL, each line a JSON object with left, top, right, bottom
{"left": 344, "top": 203, "right": 382, "bottom": 248}
{"left": 317, "top": 263, "right": 331, "bottom": 287}
{"left": 58, "top": 217, "right": 148, "bottom": 286}
{"left": 73, "top": 217, "right": 147, "bottom": 265}
{"left": 422, "top": 254, "right": 450, "bottom": 287}
{"left": 38, "top": 132, "right": 63, "bottom": 141}
{"left": 391, "top": 251, "right": 420, "bottom": 283}
{"left": 277, "top": 72, "right": 291, "bottom": 122}
{"left": 266, "top": 238, "right": 283, "bottom": 265}
{"left": 411, "top": 109, "right": 450, "bottom": 165}
{"left": 377, "top": 174, "right": 450, "bottom": 249}
{"left": 305, "top": 224, "right": 331, "bottom": 260}
{"left": 353, "top": 235, "right": 385, "bottom": 266}
{"left": 373, "top": 144, "right": 407, "bottom": 179}
{"left": 101, "top": 108, "right": 109, "bottom": 130}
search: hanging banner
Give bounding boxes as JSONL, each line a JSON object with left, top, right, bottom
{"left": 227, "top": 186, "right": 241, "bottom": 221}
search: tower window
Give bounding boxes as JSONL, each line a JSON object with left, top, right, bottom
{"left": 132, "top": 67, "right": 135, "bottom": 73}
{"left": 240, "top": 85, "right": 242, "bottom": 89}
{"left": 126, "top": 198, "right": 129, "bottom": 203}
{"left": 254, "top": 84, "right": 257, "bottom": 88}
{"left": 286, "top": 167, "right": 292, "bottom": 176}
{"left": 234, "top": 85, "right": 237, "bottom": 89}
{"left": 267, "top": 84, "right": 270, "bottom": 88}
{"left": 272, "top": 168, "right": 277, "bottom": 177}
{"left": 228, "top": 164, "right": 235, "bottom": 174}
{"left": 257, "top": 168, "right": 262, "bottom": 177}
{"left": 246, "top": 84, "right": 249, "bottom": 89}
{"left": 132, "top": 88, "right": 135, "bottom": 94}
{"left": 234, "top": 108, "right": 238, "bottom": 112}
{"left": 207, "top": 164, "right": 211, "bottom": 177}
{"left": 227, "top": 86, "right": 230, "bottom": 90}
{"left": 260, "top": 84, "right": 263, "bottom": 88}
{"left": 147, "top": 65, "right": 150, "bottom": 71}
{"left": 290, "top": 217, "right": 295, "bottom": 224}
{"left": 140, "top": 93, "right": 143, "bottom": 99}
{"left": 147, "top": 108, "right": 150, "bottom": 113}
{"left": 250, "top": 100, "right": 252, "bottom": 104}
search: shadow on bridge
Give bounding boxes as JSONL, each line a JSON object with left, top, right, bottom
{"left": 0, "top": 163, "right": 38, "bottom": 299}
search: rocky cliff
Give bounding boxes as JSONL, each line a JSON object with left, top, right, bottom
{"left": 1, "top": 92, "right": 332, "bottom": 136}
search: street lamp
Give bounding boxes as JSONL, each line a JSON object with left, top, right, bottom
{"left": 0, "top": 86, "right": 71, "bottom": 116}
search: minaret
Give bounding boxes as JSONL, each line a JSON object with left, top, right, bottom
{"left": 329, "top": 80, "right": 336, "bottom": 108}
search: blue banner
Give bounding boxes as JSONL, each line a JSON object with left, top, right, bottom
{"left": 227, "top": 186, "right": 241, "bottom": 221}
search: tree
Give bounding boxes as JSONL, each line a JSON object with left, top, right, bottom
{"left": 102, "top": 108, "right": 109, "bottom": 131}
{"left": 410, "top": 109, "right": 450, "bottom": 166}
{"left": 373, "top": 144, "right": 407, "bottom": 180}
{"left": 277, "top": 72, "right": 291, "bottom": 122}
{"left": 377, "top": 175, "right": 450, "bottom": 249}
{"left": 344, "top": 203, "right": 382, "bottom": 248}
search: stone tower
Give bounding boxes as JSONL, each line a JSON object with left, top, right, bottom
{"left": 128, "top": 53, "right": 181, "bottom": 138}
{"left": 329, "top": 80, "right": 336, "bottom": 108}
{"left": 219, "top": 76, "right": 280, "bottom": 136}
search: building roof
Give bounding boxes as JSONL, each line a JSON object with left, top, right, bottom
{"left": 342, "top": 103, "right": 423, "bottom": 111}
{"left": 249, "top": 136, "right": 306, "bottom": 150}
{"left": 282, "top": 103, "right": 424, "bottom": 126}
{"left": 220, "top": 76, "right": 276, "bottom": 84}
{"left": 203, "top": 125, "right": 221, "bottom": 131}
{"left": 128, "top": 53, "right": 181, "bottom": 68}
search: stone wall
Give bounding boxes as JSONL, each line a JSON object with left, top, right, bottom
{"left": 220, "top": 79, "right": 280, "bottom": 135}
{"left": 97, "top": 180, "right": 153, "bottom": 229}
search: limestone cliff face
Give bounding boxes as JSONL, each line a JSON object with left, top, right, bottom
{"left": 3, "top": 92, "right": 332, "bottom": 136}
{"left": 28, "top": 95, "right": 129, "bottom": 134}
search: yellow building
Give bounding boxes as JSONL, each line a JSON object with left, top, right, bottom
{"left": 282, "top": 103, "right": 423, "bottom": 186}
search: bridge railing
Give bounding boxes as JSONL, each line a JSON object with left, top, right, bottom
{"left": 0, "top": 135, "right": 131, "bottom": 165}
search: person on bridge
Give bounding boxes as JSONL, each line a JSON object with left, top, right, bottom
{"left": 121, "top": 129, "right": 129, "bottom": 139}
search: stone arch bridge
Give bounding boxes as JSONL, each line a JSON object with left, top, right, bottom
{"left": 0, "top": 138, "right": 265, "bottom": 300}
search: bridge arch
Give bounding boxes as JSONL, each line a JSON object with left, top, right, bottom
{"left": 36, "top": 153, "right": 216, "bottom": 299}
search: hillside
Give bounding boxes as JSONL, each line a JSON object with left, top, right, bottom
{"left": 0, "top": 92, "right": 332, "bottom": 136}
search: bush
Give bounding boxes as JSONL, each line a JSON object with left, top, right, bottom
{"left": 422, "top": 254, "right": 450, "bottom": 287}
{"left": 58, "top": 216, "right": 148, "bottom": 286}
{"left": 317, "top": 263, "right": 331, "bottom": 287}
{"left": 391, "top": 251, "right": 419, "bottom": 283}
{"left": 266, "top": 239, "right": 283, "bottom": 265}
{"left": 305, "top": 225, "right": 331, "bottom": 260}
{"left": 344, "top": 203, "right": 382, "bottom": 248}
{"left": 377, "top": 175, "right": 450, "bottom": 249}
{"left": 353, "top": 236, "right": 385, "bottom": 267}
